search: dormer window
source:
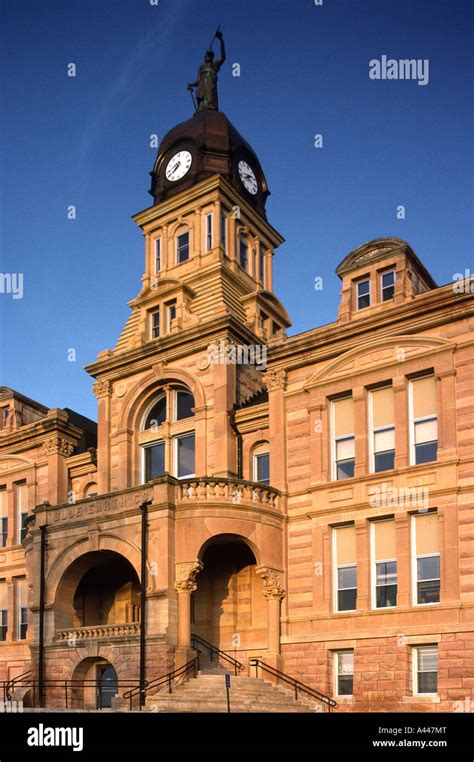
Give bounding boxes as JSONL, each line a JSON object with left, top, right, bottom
{"left": 239, "top": 237, "right": 248, "bottom": 270}
{"left": 381, "top": 270, "right": 395, "bottom": 301}
{"left": 356, "top": 279, "right": 371, "bottom": 310}
{"left": 177, "top": 231, "right": 190, "bottom": 264}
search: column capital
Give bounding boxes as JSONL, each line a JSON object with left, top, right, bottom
{"left": 264, "top": 368, "right": 287, "bottom": 392}
{"left": 42, "top": 437, "right": 74, "bottom": 457}
{"left": 256, "top": 566, "right": 286, "bottom": 600}
{"left": 174, "top": 561, "right": 203, "bottom": 595}
{"left": 93, "top": 379, "right": 112, "bottom": 399}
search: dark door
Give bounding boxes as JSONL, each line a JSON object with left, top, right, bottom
{"left": 97, "top": 666, "right": 118, "bottom": 709}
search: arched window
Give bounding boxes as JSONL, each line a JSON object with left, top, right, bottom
{"left": 84, "top": 483, "right": 98, "bottom": 498}
{"left": 252, "top": 442, "right": 270, "bottom": 486}
{"left": 140, "top": 386, "right": 196, "bottom": 482}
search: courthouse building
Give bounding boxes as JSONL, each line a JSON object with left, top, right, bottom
{"left": 0, "top": 90, "right": 473, "bottom": 712}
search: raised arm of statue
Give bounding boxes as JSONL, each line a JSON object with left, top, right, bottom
{"left": 214, "top": 31, "right": 226, "bottom": 69}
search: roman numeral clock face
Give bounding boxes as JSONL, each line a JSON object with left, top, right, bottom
{"left": 238, "top": 160, "right": 258, "bottom": 195}
{"left": 165, "top": 150, "right": 193, "bottom": 182}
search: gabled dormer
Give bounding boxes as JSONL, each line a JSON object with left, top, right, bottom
{"left": 336, "top": 238, "right": 437, "bottom": 322}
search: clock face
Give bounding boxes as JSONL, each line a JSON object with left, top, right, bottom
{"left": 238, "top": 160, "right": 258, "bottom": 195}
{"left": 165, "top": 150, "right": 193, "bottom": 182}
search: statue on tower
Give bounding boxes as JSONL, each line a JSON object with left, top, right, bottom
{"left": 188, "top": 27, "right": 226, "bottom": 113}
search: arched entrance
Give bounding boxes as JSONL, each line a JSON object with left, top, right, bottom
{"left": 54, "top": 550, "right": 141, "bottom": 631}
{"left": 70, "top": 657, "right": 118, "bottom": 710}
{"left": 192, "top": 535, "right": 267, "bottom": 651}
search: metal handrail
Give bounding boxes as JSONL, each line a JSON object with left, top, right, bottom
{"left": 3, "top": 670, "right": 31, "bottom": 701}
{"left": 249, "top": 658, "right": 337, "bottom": 711}
{"left": 191, "top": 634, "right": 244, "bottom": 676}
{"left": 122, "top": 657, "right": 199, "bottom": 711}
{"left": 1, "top": 677, "right": 145, "bottom": 709}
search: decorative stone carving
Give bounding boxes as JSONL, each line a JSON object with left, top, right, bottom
{"left": 256, "top": 566, "right": 286, "bottom": 601}
{"left": 174, "top": 561, "right": 203, "bottom": 594}
{"left": 42, "top": 437, "right": 74, "bottom": 457}
{"left": 264, "top": 368, "right": 287, "bottom": 392}
{"left": 93, "top": 380, "right": 112, "bottom": 399}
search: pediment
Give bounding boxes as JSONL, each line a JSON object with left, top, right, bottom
{"left": 0, "top": 454, "right": 35, "bottom": 474}
{"left": 305, "top": 336, "right": 453, "bottom": 389}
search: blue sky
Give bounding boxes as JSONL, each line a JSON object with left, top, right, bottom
{"left": 1, "top": 0, "right": 472, "bottom": 420}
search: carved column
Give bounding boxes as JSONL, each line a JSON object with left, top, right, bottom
{"left": 93, "top": 380, "right": 112, "bottom": 494}
{"left": 174, "top": 561, "right": 203, "bottom": 670}
{"left": 42, "top": 437, "right": 74, "bottom": 505}
{"left": 257, "top": 566, "right": 285, "bottom": 678}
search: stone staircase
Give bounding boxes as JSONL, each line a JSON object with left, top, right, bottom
{"left": 145, "top": 652, "right": 329, "bottom": 713}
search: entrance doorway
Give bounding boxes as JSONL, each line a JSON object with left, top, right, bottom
{"left": 97, "top": 664, "right": 118, "bottom": 709}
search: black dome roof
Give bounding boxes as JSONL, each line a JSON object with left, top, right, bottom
{"left": 149, "top": 109, "right": 269, "bottom": 216}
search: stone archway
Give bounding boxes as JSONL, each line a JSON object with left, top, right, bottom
{"left": 192, "top": 535, "right": 266, "bottom": 651}
{"left": 54, "top": 550, "right": 141, "bottom": 632}
{"left": 69, "top": 656, "right": 118, "bottom": 710}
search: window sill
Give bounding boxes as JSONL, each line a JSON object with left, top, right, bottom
{"left": 403, "top": 694, "right": 440, "bottom": 704}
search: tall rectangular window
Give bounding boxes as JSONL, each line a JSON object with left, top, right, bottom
{"left": 372, "top": 520, "right": 397, "bottom": 608}
{"left": 356, "top": 279, "right": 370, "bottom": 309}
{"left": 0, "top": 581, "right": 7, "bottom": 641}
{"left": 334, "top": 525, "right": 357, "bottom": 612}
{"left": 239, "top": 238, "right": 248, "bottom": 270}
{"left": 413, "top": 512, "right": 440, "bottom": 605}
{"left": 220, "top": 212, "right": 227, "bottom": 254}
{"left": 410, "top": 376, "right": 438, "bottom": 465}
{"left": 175, "top": 433, "right": 195, "bottom": 478}
{"left": 259, "top": 250, "right": 265, "bottom": 285}
{"left": 166, "top": 300, "right": 177, "bottom": 333}
{"left": 155, "top": 238, "right": 162, "bottom": 273}
{"left": 332, "top": 397, "right": 355, "bottom": 480}
{"left": 414, "top": 646, "right": 438, "bottom": 695}
{"left": 254, "top": 452, "right": 270, "bottom": 485}
{"left": 14, "top": 482, "right": 27, "bottom": 544}
{"left": 17, "top": 578, "right": 27, "bottom": 640}
{"left": 0, "top": 487, "right": 7, "bottom": 547}
{"left": 144, "top": 442, "right": 165, "bottom": 481}
{"left": 369, "top": 386, "right": 395, "bottom": 472}
{"left": 381, "top": 270, "right": 395, "bottom": 301}
{"left": 205, "top": 213, "right": 213, "bottom": 252}
{"left": 151, "top": 310, "right": 160, "bottom": 339}
{"left": 177, "top": 231, "right": 190, "bottom": 263}
{"left": 335, "top": 651, "right": 354, "bottom": 696}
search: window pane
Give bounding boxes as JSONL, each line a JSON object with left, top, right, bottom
{"left": 418, "top": 579, "right": 440, "bottom": 604}
{"left": 418, "top": 647, "right": 438, "bottom": 672}
{"left": 177, "top": 434, "right": 195, "bottom": 477}
{"left": 376, "top": 561, "right": 397, "bottom": 584}
{"left": 337, "top": 459, "right": 355, "bottom": 480}
{"left": 417, "top": 556, "right": 440, "bottom": 581}
{"left": 418, "top": 671, "right": 437, "bottom": 693}
{"left": 145, "top": 397, "right": 166, "bottom": 429}
{"left": 374, "top": 450, "right": 395, "bottom": 472}
{"left": 255, "top": 452, "right": 270, "bottom": 485}
{"left": 338, "top": 566, "right": 357, "bottom": 589}
{"left": 357, "top": 280, "right": 370, "bottom": 296}
{"left": 415, "top": 441, "right": 438, "bottom": 464}
{"left": 374, "top": 428, "right": 395, "bottom": 453}
{"left": 337, "top": 588, "right": 357, "bottom": 611}
{"left": 145, "top": 443, "right": 165, "bottom": 480}
{"left": 376, "top": 584, "right": 397, "bottom": 608}
{"left": 176, "top": 391, "right": 195, "bottom": 420}
{"left": 382, "top": 271, "right": 395, "bottom": 300}
{"left": 415, "top": 418, "right": 438, "bottom": 444}
{"left": 239, "top": 239, "right": 247, "bottom": 269}
{"left": 155, "top": 239, "right": 161, "bottom": 272}
{"left": 336, "top": 437, "right": 355, "bottom": 461}
{"left": 177, "top": 232, "right": 189, "bottom": 263}
{"left": 338, "top": 675, "right": 353, "bottom": 695}
{"left": 338, "top": 652, "right": 354, "bottom": 674}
